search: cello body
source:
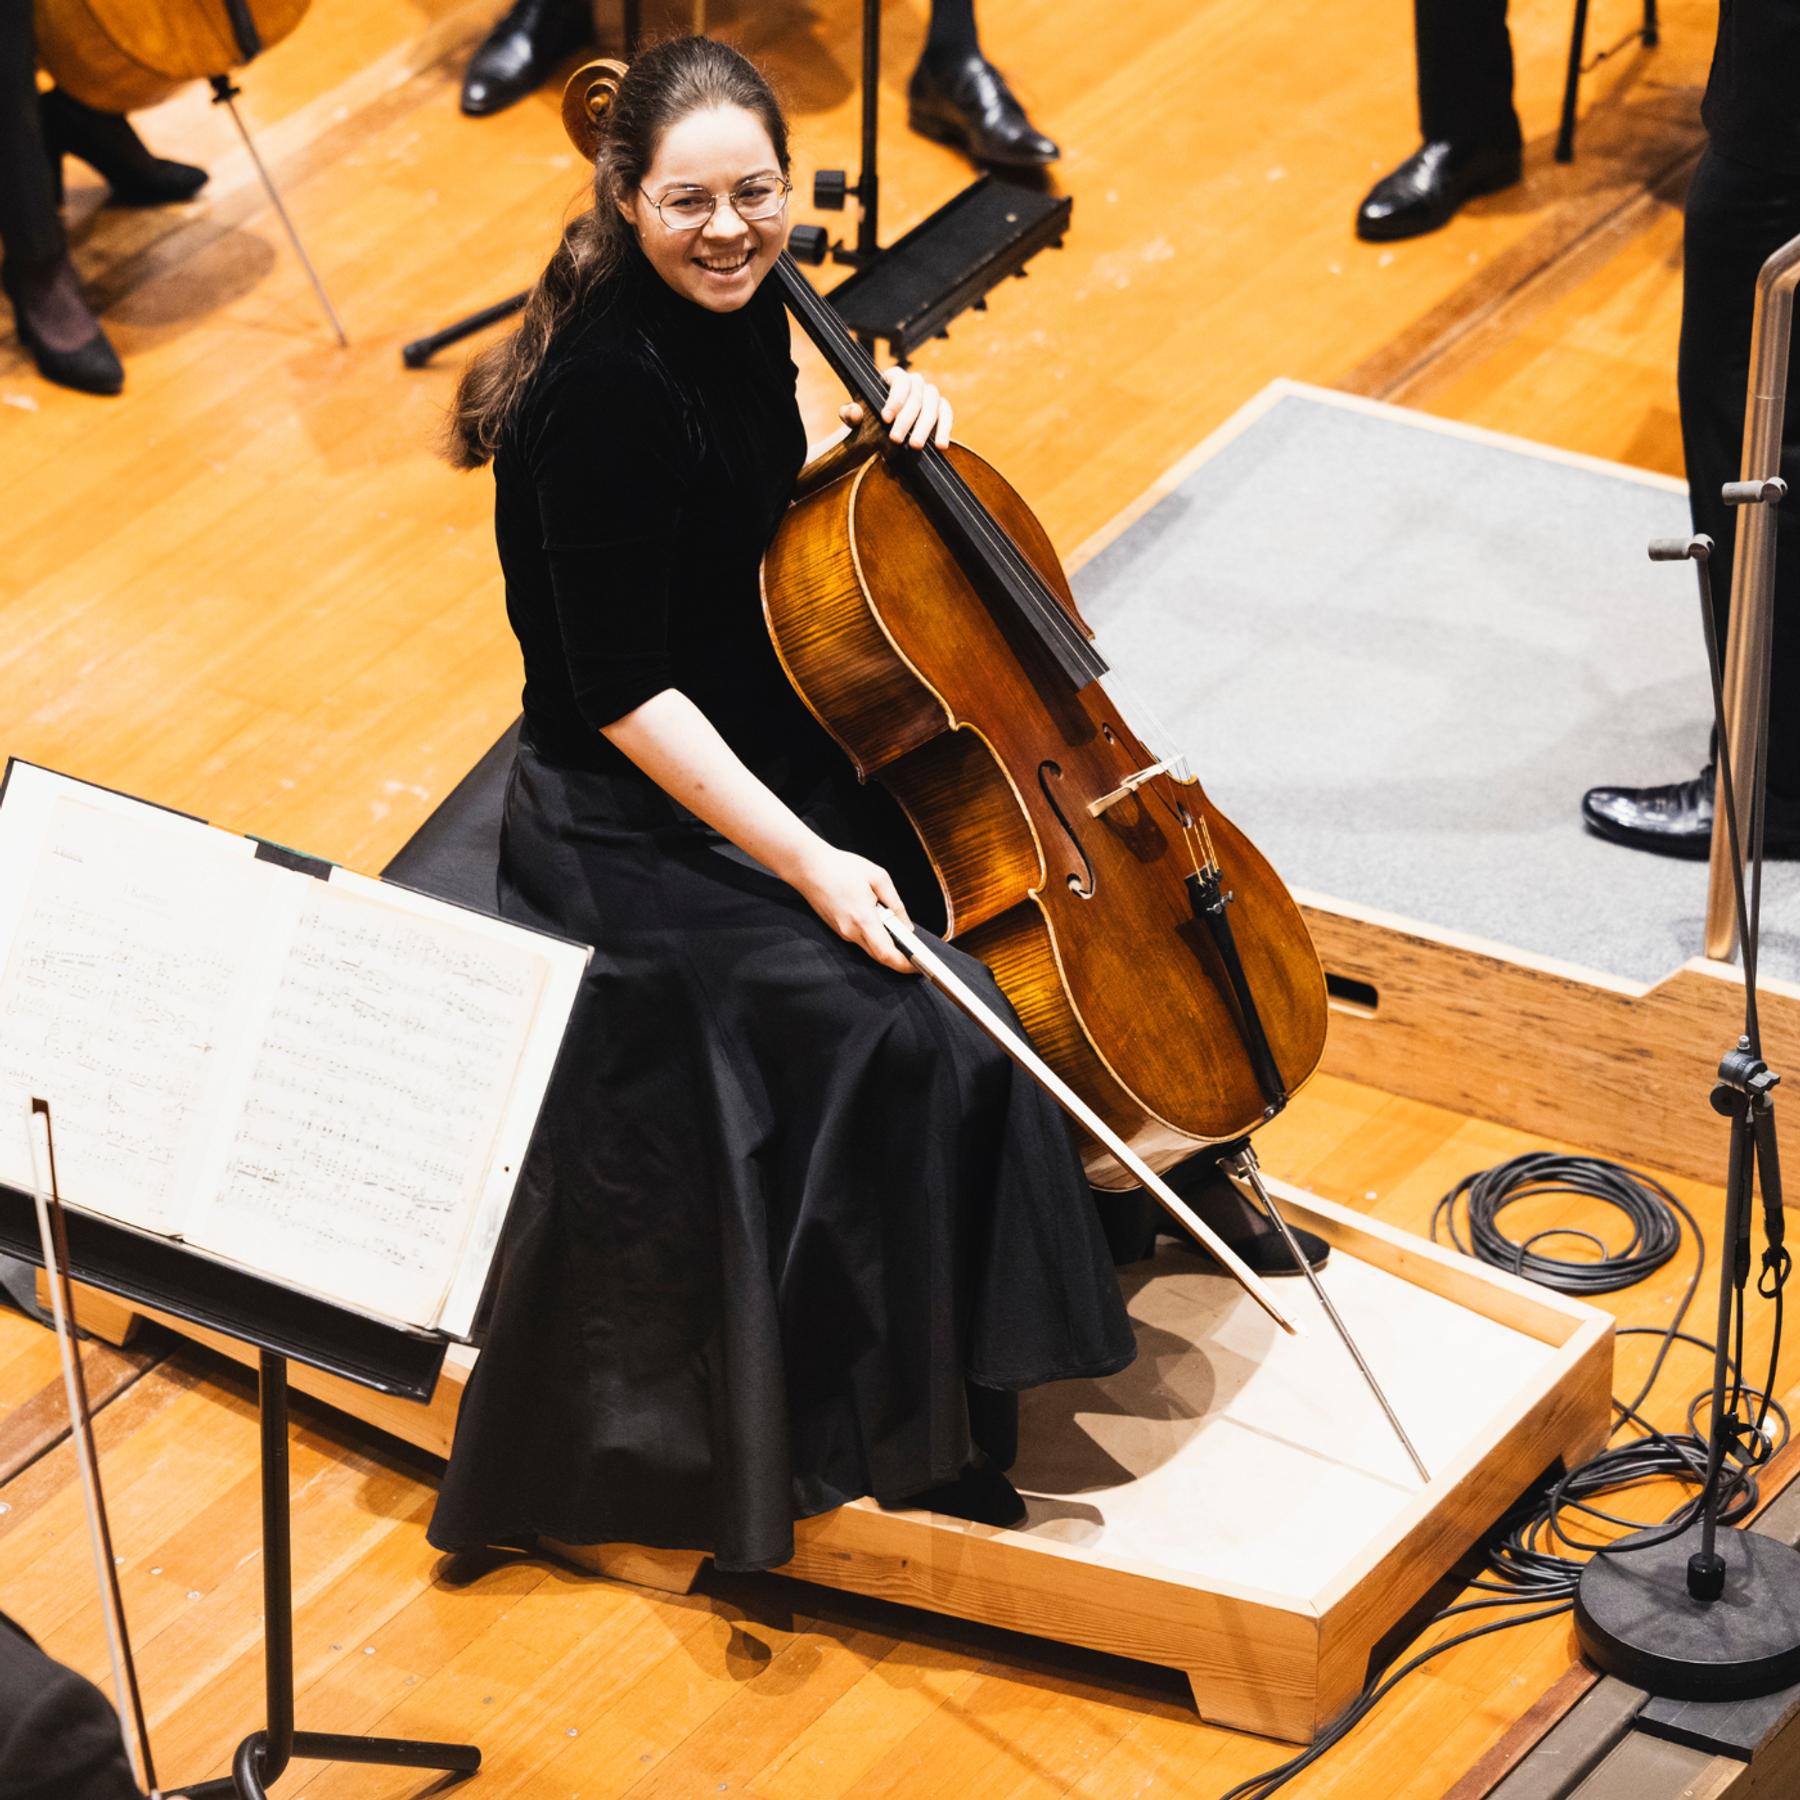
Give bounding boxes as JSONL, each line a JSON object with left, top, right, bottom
{"left": 34, "top": 0, "right": 308, "bottom": 112}
{"left": 763, "top": 443, "right": 1330, "bottom": 1189}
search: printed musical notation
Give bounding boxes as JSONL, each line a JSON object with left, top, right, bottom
{"left": 198, "top": 884, "right": 545, "bottom": 1322}
{"left": 0, "top": 799, "right": 259, "bottom": 1234}
{"left": 0, "top": 767, "right": 579, "bottom": 1334}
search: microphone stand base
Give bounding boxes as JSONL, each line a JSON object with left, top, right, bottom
{"left": 1575, "top": 1522, "right": 1800, "bottom": 1701}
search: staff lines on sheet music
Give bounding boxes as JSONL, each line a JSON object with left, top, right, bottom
{"left": 0, "top": 820, "right": 252, "bottom": 1229}
{"left": 199, "top": 888, "right": 544, "bottom": 1314}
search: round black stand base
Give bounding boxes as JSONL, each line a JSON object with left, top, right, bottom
{"left": 1575, "top": 1524, "right": 1800, "bottom": 1701}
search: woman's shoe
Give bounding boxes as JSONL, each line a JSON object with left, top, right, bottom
{"left": 894, "top": 1450, "right": 1028, "bottom": 1529}
{"left": 40, "top": 88, "right": 208, "bottom": 207}
{"left": 3, "top": 259, "right": 124, "bottom": 396}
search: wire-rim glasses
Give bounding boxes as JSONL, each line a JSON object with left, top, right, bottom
{"left": 640, "top": 176, "right": 792, "bottom": 232}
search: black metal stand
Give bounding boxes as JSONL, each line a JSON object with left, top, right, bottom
{"left": 787, "top": 0, "right": 1069, "bottom": 360}
{"left": 398, "top": 0, "right": 650, "bottom": 368}
{"left": 1573, "top": 520, "right": 1800, "bottom": 1701}
{"left": 1556, "top": 0, "right": 1659, "bottom": 164}
{"left": 181, "top": 1354, "right": 481, "bottom": 1798}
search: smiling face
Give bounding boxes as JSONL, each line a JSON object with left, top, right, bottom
{"left": 623, "top": 104, "right": 788, "bottom": 313}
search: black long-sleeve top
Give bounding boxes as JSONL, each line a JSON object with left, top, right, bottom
{"left": 493, "top": 241, "right": 822, "bottom": 779}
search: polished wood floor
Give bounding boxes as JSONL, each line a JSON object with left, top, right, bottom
{"left": 0, "top": 0, "right": 1758, "bottom": 1794}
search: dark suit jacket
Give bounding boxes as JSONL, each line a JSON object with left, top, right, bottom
{"left": 0, "top": 1613, "right": 139, "bottom": 1800}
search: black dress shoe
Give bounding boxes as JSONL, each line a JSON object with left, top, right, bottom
{"left": 2, "top": 261, "right": 124, "bottom": 396}
{"left": 40, "top": 89, "right": 207, "bottom": 208}
{"left": 1582, "top": 765, "right": 1800, "bottom": 859}
{"left": 906, "top": 52, "right": 1059, "bottom": 168}
{"left": 461, "top": 0, "right": 596, "bottom": 118}
{"left": 1355, "top": 138, "right": 1522, "bottom": 243}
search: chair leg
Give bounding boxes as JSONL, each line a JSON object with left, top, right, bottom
{"left": 1643, "top": 0, "right": 1659, "bottom": 48}
{"left": 1556, "top": 0, "right": 1592, "bottom": 165}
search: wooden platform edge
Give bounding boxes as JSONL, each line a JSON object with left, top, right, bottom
{"left": 1299, "top": 891, "right": 1799, "bottom": 1192}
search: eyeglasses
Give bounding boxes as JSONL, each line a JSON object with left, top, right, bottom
{"left": 639, "top": 176, "right": 792, "bottom": 232}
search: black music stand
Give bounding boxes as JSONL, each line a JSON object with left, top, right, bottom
{"left": 0, "top": 1189, "right": 480, "bottom": 1797}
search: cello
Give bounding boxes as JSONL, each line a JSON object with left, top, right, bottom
{"left": 34, "top": 0, "right": 307, "bottom": 113}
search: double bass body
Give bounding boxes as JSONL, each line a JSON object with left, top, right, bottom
{"left": 764, "top": 442, "right": 1331, "bottom": 1188}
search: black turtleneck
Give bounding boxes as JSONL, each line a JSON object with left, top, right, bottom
{"left": 493, "top": 243, "right": 817, "bottom": 779}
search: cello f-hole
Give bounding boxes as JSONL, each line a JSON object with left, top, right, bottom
{"left": 1037, "top": 762, "right": 1096, "bottom": 898}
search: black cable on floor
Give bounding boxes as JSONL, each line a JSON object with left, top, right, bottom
{"left": 1218, "top": 1152, "right": 1789, "bottom": 1799}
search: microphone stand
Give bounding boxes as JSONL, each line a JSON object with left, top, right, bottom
{"left": 1572, "top": 510, "right": 1800, "bottom": 1700}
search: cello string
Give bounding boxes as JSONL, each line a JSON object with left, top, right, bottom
{"left": 785, "top": 261, "right": 1224, "bottom": 879}
{"left": 781, "top": 260, "right": 1102, "bottom": 675}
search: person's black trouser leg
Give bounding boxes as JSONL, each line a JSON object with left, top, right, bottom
{"left": 1679, "top": 147, "right": 1800, "bottom": 804}
{"left": 924, "top": 0, "right": 979, "bottom": 62}
{"left": 0, "top": 2, "right": 65, "bottom": 269}
{"left": 1415, "top": 0, "right": 1519, "bottom": 149}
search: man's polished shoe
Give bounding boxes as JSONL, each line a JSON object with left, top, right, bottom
{"left": 1582, "top": 765, "right": 1800, "bottom": 859}
{"left": 906, "top": 52, "right": 1059, "bottom": 168}
{"left": 1355, "top": 138, "right": 1522, "bottom": 242}
{"left": 461, "top": 0, "right": 596, "bottom": 118}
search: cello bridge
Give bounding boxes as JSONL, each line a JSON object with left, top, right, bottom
{"left": 1087, "top": 754, "right": 1191, "bottom": 818}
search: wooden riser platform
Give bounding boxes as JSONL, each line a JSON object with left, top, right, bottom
{"left": 1303, "top": 893, "right": 1800, "bottom": 1193}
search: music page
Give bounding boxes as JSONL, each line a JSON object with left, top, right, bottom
{"left": 0, "top": 794, "right": 270, "bottom": 1235}
{"left": 189, "top": 879, "right": 547, "bottom": 1325}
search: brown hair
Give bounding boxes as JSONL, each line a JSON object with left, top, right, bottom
{"left": 443, "top": 36, "right": 791, "bottom": 469}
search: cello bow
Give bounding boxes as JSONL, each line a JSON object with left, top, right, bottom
{"left": 25, "top": 1098, "right": 162, "bottom": 1800}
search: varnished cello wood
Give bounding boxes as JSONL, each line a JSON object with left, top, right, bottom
{"left": 765, "top": 440, "right": 1329, "bottom": 1162}
{"left": 35, "top": 0, "right": 311, "bottom": 112}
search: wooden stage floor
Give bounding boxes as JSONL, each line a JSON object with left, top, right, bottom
{"left": 0, "top": 1, "right": 1763, "bottom": 1794}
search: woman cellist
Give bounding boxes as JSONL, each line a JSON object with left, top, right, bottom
{"left": 428, "top": 35, "right": 1136, "bottom": 1570}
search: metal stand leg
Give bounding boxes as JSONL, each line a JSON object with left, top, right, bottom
{"left": 1556, "top": 0, "right": 1591, "bottom": 164}
{"left": 401, "top": 289, "right": 530, "bottom": 368}
{"left": 177, "top": 1355, "right": 481, "bottom": 1797}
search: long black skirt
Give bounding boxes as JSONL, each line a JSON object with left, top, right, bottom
{"left": 428, "top": 732, "right": 1136, "bottom": 1572}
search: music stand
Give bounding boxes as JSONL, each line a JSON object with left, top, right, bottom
{"left": 0, "top": 1191, "right": 480, "bottom": 1797}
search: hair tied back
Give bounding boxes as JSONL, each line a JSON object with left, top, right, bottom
{"left": 563, "top": 58, "right": 630, "bottom": 163}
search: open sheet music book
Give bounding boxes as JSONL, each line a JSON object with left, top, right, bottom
{"left": 0, "top": 762, "right": 589, "bottom": 1340}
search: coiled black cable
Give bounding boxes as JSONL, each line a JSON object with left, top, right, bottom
{"left": 1432, "top": 1152, "right": 1683, "bottom": 1295}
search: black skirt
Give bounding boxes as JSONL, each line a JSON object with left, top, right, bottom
{"left": 428, "top": 731, "right": 1136, "bottom": 1573}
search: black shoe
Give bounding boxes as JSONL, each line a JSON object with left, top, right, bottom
{"left": 1098, "top": 1155, "right": 1331, "bottom": 1275}
{"left": 907, "top": 52, "right": 1059, "bottom": 168}
{"left": 40, "top": 88, "right": 207, "bottom": 208}
{"left": 1355, "top": 137, "right": 1522, "bottom": 243}
{"left": 2, "top": 259, "right": 124, "bottom": 396}
{"left": 894, "top": 1450, "right": 1028, "bottom": 1529}
{"left": 461, "top": 0, "right": 596, "bottom": 117}
{"left": 1581, "top": 764, "right": 1800, "bottom": 859}
{"left": 1165, "top": 1153, "right": 1330, "bottom": 1276}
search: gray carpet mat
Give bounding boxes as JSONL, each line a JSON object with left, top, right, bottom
{"left": 1071, "top": 383, "right": 1799, "bottom": 989}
